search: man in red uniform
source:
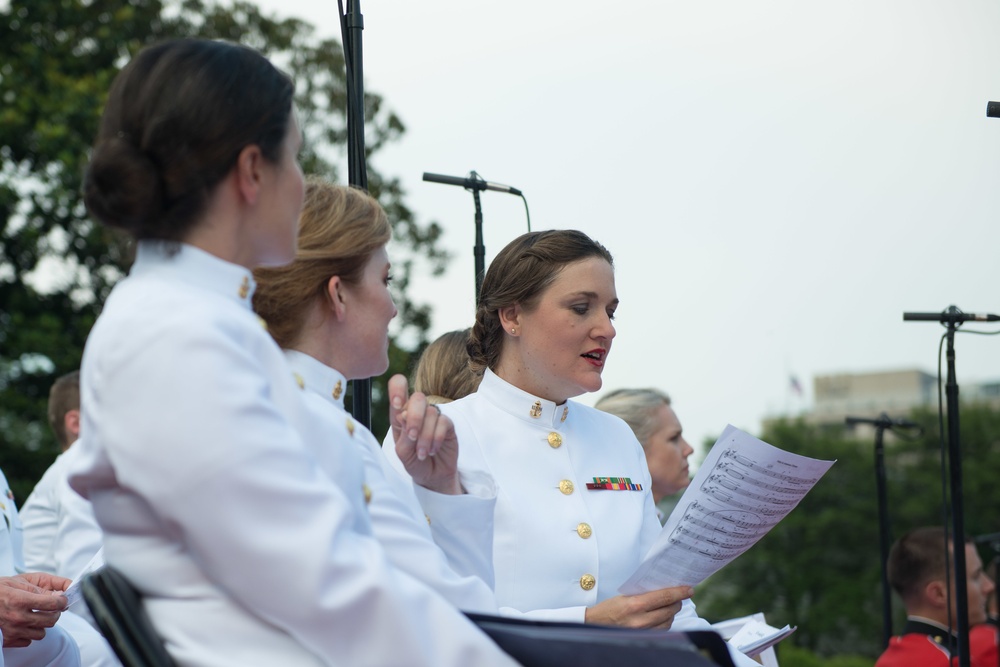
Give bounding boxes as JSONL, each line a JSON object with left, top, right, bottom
{"left": 876, "top": 527, "right": 997, "bottom": 667}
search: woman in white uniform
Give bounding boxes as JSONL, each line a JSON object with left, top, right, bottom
{"left": 383, "top": 230, "right": 760, "bottom": 664}
{"left": 68, "top": 38, "right": 516, "bottom": 667}
{"left": 252, "top": 179, "right": 498, "bottom": 610}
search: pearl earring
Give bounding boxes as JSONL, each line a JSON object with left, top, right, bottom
{"left": 510, "top": 328, "right": 516, "bottom": 334}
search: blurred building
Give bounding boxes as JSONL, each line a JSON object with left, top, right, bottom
{"left": 765, "top": 368, "right": 1000, "bottom": 435}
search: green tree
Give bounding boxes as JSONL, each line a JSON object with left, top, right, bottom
{"left": 697, "top": 406, "right": 1000, "bottom": 661}
{"left": 0, "top": 0, "right": 446, "bottom": 502}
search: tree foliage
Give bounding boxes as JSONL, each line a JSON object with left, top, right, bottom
{"left": 0, "top": 0, "right": 446, "bottom": 501}
{"left": 696, "top": 405, "right": 1000, "bottom": 661}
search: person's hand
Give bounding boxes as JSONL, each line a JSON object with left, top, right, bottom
{"left": 0, "top": 573, "right": 71, "bottom": 648}
{"left": 584, "top": 586, "right": 694, "bottom": 629}
{"left": 388, "top": 374, "right": 463, "bottom": 496}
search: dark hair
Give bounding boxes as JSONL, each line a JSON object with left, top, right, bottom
{"left": 468, "top": 230, "right": 613, "bottom": 374}
{"left": 47, "top": 370, "right": 80, "bottom": 449}
{"left": 887, "top": 526, "right": 970, "bottom": 603}
{"left": 253, "top": 178, "right": 391, "bottom": 349}
{"left": 412, "top": 329, "right": 481, "bottom": 403}
{"left": 84, "top": 38, "right": 295, "bottom": 241}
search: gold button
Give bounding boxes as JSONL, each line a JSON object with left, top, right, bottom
{"left": 257, "top": 316, "right": 268, "bottom": 331}
{"left": 346, "top": 418, "right": 355, "bottom": 436}
{"left": 293, "top": 373, "right": 305, "bottom": 389}
{"left": 580, "top": 574, "right": 596, "bottom": 591}
{"left": 559, "top": 480, "right": 574, "bottom": 495}
{"left": 363, "top": 484, "right": 372, "bottom": 504}
{"left": 547, "top": 432, "right": 563, "bottom": 448}
{"left": 332, "top": 380, "right": 343, "bottom": 401}
{"left": 238, "top": 276, "right": 250, "bottom": 299}
{"left": 576, "top": 522, "right": 592, "bottom": 539}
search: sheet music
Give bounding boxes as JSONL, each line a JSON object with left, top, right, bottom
{"left": 64, "top": 547, "right": 105, "bottom": 609}
{"left": 620, "top": 425, "right": 834, "bottom": 593}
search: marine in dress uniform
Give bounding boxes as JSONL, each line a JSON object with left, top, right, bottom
{"left": 384, "top": 368, "right": 760, "bottom": 667}
{"left": 68, "top": 242, "right": 518, "bottom": 667}
{"left": 875, "top": 617, "right": 999, "bottom": 667}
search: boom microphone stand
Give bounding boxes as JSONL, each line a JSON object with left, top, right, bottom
{"left": 422, "top": 171, "right": 523, "bottom": 303}
{"left": 845, "top": 413, "right": 920, "bottom": 648}
{"left": 903, "top": 306, "right": 1000, "bottom": 667}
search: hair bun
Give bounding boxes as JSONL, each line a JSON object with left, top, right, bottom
{"left": 84, "top": 135, "right": 164, "bottom": 234}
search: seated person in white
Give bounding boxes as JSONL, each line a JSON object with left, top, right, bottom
{"left": 69, "top": 38, "right": 517, "bottom": 666}
{"left": 0, "top": 467, "right": 115, "bottom": 667}
{"left": 252, "top": 179, "right": 497, "bottom": 608}
{"left": 385, "top": 229, "right": 759, "bottom": 667}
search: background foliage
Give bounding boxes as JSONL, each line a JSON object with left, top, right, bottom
{"left": 0, "top": 0, "right": 445, "bottom": 501}
{"left": 696, "top": 404, "right": 1000, "bottom": 663}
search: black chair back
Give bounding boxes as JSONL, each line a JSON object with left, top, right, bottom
{"left": 81, "top": 565, "right": 176, "bottom": 667}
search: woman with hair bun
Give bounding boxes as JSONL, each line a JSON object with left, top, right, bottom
{"left": 69, "top": 38, "right": 516, "bottom": 667}
{"left": 412, "top": 328, "right": 482, "bottom": 404}
{"left": 384, "top": 230, "right": 758, "bottom": 666}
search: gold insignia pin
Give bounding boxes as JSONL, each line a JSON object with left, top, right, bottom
{"left": 238, "top": 276, "right": 250, "bottom": 299}
{"left": 332, "top": 380, "right": 343, "bottom": 401}
{"left": 363, "top": 484, "right": 372, "bottom": 504}
{"left": 346, "top": 418, "right": 355, "bottom": 436}
{"left": 561, "top": 406, "right": 568, "bottom": 422}
{"left": 293, "top": 373, "right": 305, "bottom": 389}
{"left": 529, "top": 401, "right": 542, "bottom": 418}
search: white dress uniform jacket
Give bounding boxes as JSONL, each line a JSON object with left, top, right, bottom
{"left": 284, "top": 350, "right": 498, "bottom": 611}
{"left": 21, "top": 444, "right": 104, "bottom": 583}
{"left": 68, "top": 242, "right": 518, "bottom": 667}
{"left": 0, "top": 469, "right": 113, "bottom": 667}
{"left": 383, "top": 369, "right": 760, "bottom": 667}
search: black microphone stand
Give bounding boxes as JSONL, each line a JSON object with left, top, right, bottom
{"left": 472, "top": 180, "right": 485, "bottom": 302}
{"left": 340, "top": 0, "right": 372, "bottom": 429}
{"left": 903, "top": 306, "right": 971, "bottom": 667}
{"left": 845, "top": 413, "right": 896, "bottom": 649}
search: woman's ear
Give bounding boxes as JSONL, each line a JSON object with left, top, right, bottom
{"left": 498, "top": 304, "right": 521, "bottom": 335}
{"left": 235, "top": 144, "right": 264, "bottom": 205}
{"left": 325, "top": 275, "right": 347, "bottom": 320}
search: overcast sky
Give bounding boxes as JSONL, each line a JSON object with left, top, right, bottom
{"left": 249, "top": 0, "right": 1000, "bottom": 453}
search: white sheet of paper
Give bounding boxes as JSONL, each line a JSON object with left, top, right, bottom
{"left": 620, "top": 424, "right": 835, "bottom": 593}
{"left": 728, "top": 619, "right": 797, "bottom": 657}
{"left": 64, "top": 546, "right": 105, "bottom": 609}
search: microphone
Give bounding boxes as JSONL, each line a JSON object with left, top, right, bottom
{"left": 988, "top": 101, "right": 1000, "bottom": 118}
{"left": 423, "top": 171, "right": 522, "bottom": 196}
{"left": 845, "top": 414, "right": 921, "bottom": 430}
{"left": 903, "top": 310, "right": 1000, "bottom": 323}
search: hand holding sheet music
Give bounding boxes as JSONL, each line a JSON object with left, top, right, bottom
{"left": 620, "top": 425, "right": 835, "bottom": 593}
